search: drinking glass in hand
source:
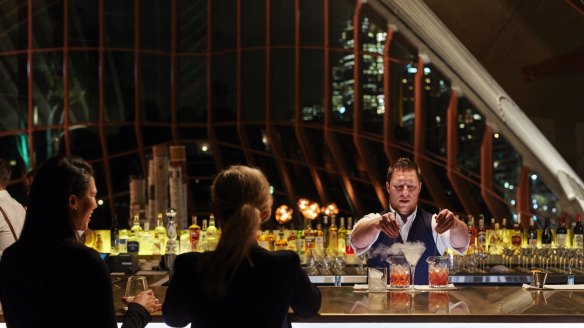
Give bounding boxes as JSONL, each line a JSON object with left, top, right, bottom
{"left": 125, "top": 276, "right": 148, "bottom": 302}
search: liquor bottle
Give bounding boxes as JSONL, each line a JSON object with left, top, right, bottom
{"left": 489, "top": 220, "right": 500, "bottom": 255}
{"left": 140, "top": 222, "right": 153, "bottom": 255}
{"left": 322, "top": 215, "right": 330, "bottom": 250}
{"left": 345, "top": 217, "right": 355, "bottom": 255}
{"left": 127, "top": 215, "right": 142, "bottom": 254}
{"left": 315, "top": 223, "right": 325, "bottom": 256}
{"left": 477, "top": 217, "right": 486, "bottom": 251}
{"left": 556, "top": 216, "right": 568, "bottom": 248}
{"left": 296, "top": 226, "right": 305, "bottom": 255}
{"left": 118, "top": 229, "right": 128, "bottom": 254}
{"left": 541, "top": 217, "right": 552, "bottom": 246}
{"left": 337, "top": 217, "right": 347, "bottom": 255}
{"left": 188, "top": 215, "right": 201, "bottom": 252}
{"left": 527, "top": 217, "right": 538, "bottom": 247}
{"left": 304, "top": 221, "right": 315, "bottom": 252}
{"left": 500, "top": 218, "right": 510, "bottom": 248}
{"left": 205, "top": 215, "right": 219, "bottom": 251}
{"left": 467, "top": 215, "right": 477, "bottom": 249}
{"left": 95, "top": 234, "right": 104, "bottom": 253}
{"left": 275, "top": 228, "right": 287, "bottom": 251}
{"left": 267, "top": 230, "right": 276, "bottom": 251}
{"left": 511, "top": 223, "right": 522, "bottom": 249}
{"left": 327, "top": 217, "right": 339, "bottom": 256}
{"left": 287, "top": 228, "right": 298, "bottom": 252}
{"left": 153, "top": 213, "right": 167, "bottom": 255}
{"left": 198, "top": 219, "right": 208, "bottom": 251}
{"left": 258, "top": 230, "right": 270, "bottom": 250}
{"left": 110, "top": 215, "right": 120, "bottom": 256}
{"left": 486, "top": 217, "right": 496, "bottom": 251}
{"left": 574, "top": 214, "right": 584, "bottom": 249}
{"left": 179, "top": 229, "right": 190, "bottom": 254}
{"left": 165, "top": 209, "right": 178, "bottom": 255}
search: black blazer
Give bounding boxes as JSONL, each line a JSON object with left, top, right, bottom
{"left": 0, "top": 239, "right": 150, "bottom": 328}
{"left": 163, "top": 244, "right": 321, "bottom": 328}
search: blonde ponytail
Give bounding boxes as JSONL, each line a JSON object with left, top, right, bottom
{"left": 200, "top": 166, "right": 272, "bottom": 298}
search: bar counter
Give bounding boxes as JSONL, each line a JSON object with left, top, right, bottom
{"left": 3, "top": 277, "right": 584, "bottom": 327}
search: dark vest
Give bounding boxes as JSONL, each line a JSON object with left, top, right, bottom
{"left": 366, "top": 208, "right": 438, "bottom": 285}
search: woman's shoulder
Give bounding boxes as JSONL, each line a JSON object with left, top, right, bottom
{"left": 56, "top": 239, "right": 103, "bottom": 263}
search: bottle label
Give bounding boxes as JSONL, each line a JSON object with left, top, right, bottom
{"left": 574, "top": 235, "right": 584, "bottom": 249}
{"left": 556, "top": 234, "right": 567, "bottom": 247}
{"left": 166, "top": 239, "right": 178, "bottom": 254}
{"left": 127, "top": 241, "right": 140, "bottom": 253}
{"left": 529, "top": 238, "right": 538, "bottom": 246}
{"left": 511, "top": 235, "right": 522, "bottom": 247}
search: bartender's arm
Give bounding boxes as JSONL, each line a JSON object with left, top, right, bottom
{"left": 350, "top": 212, "right": 400, "bottom": 254}
{"left": 435, "top": 209, "right": 469, "bottom": 250}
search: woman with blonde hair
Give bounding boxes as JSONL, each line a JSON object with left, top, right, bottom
{"left": 163, "top": 165, "right": 321, "bottom": 328}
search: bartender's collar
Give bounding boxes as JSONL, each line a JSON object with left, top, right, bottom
{"left": 388, "top": 206, "right": 418, "bottom": 225}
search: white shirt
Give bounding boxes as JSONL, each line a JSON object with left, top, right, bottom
{"left": 0, "top": 190, "right": 26, "bottom": 258}
{"left": 350, "top": 207, "right": 462, "bottom": 256}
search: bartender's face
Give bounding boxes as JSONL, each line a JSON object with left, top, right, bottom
{"left": 386, "top": 169, "right": 421, "bottom": 219}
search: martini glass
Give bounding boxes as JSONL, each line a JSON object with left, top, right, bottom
{"left": 400, "top": 243, "right": 426, "bottom": 290}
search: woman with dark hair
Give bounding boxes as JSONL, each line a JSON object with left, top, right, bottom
{"left": 163, "top": 165, "right": 321, "bottom": 328}
{"left": 0, "top": 156, "right": 161, "bottom": 328}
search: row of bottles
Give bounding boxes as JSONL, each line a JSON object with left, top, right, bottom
{"left": 107, "top": 211, "right": 219, "bottom": 256}
{"left": 257, "top": 217, "right": 356, "bottom": 257}
{"left": 467, "top": 213, "right": 584, "bottom": 255}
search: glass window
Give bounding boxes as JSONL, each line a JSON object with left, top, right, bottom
{"left": 329, "top": 0, "right": 354, "bottom": 49}
{"left": 457, "top": 98, "right": 485, "bottom": 175}
{"left": 331, "top": 50, "right": 353, "bottom": 127}
{"left": 211, "top": 0, "right": 236, "bottom": 51}
{"left": 253, "top": 153, "right": 284, "bottom": 197}
{"left": 426, "top": 161, "right": 464, "bottom": 213}
{"left": 389, "top": 35, "right": 416, "bottom": 146}
{"left": 177, "top": 56, "right": 207, "bottom": 122}
{"left": 140, "top": 126, "right": 172, "bottom": 147}
{"left": 287, "top": 162, "right": 319, "bottom": 204}
{"left": 32, "top": 0, "right": 64, "bottom": 48}
{"left": 215, "top": 125, "right": 240, "bottom": 146}
{"left": 33, "top": 129, "right": 62, "bottom": 164}
{"left": 0, "top": 1, "right": 27, "bottom": 51}
{"left": 178, "top": 127, "right": 207, "bottom": 141}
{"left": 270, "top": 0, "right": 294, "bottom": 46}
{"left": 270, "top": 49, "right": 294, "bottom": 122}
{"left": 106, "top": 125, "right": 137, "bottom": 155}
{"left": 69, "top": 0, "right": 99, "bottom": 47}
{"left": 492, "top": 132, "right": 522, "bottom": 218}
{"left": 109, "top": 152, "right": 143, "bottom": 195}
{"left": 317, "top": 168, "right": 352, "bottom": 216}
{"left": 275, "top": 126, "right": 305, "bottom": 162}
{"left": 244, "top": 126, "right": 269, "bottom": 153}
{"left": 336, "top": 133, "right": 362, "bottom": 179}
{"left": 177, "top": 0, "right": 207, "bottom": 53}
{"left": 423, "top": 64, "right": 451, "bottom": 156}
{"left": 185, "top": 142, "right": 215, "bottom": 177}
{"left": 33, "top": 52, "right": 63, "bottom": 127}
{"left": 300, "top": 0, "right": 323, "bottom": 46}
{"left": 68, "top": 51, "right": 99, "bottom": 124}
{"left": 69, "top": 126, "right": 102, "bottom": 161}
{"left": 530, "top": 172, "right": 561, "bottom": 223}
{"left": 104, "top": 51, "right": 134, "bottom": 122}
{"left": 242, "top": 0, "right": 265, "bottom": 48}
{"left": 140, "top": 0, "right": 170, "bottom": 51}
{"left": 190, "top": 179, "right": 212, "bottom": 215}
{"left": 301, "top": 50, "right": 323, "bottom": 123}
{"left": 218, "top": 145, "right": 246, "bottom": 167}
{"left": 364, "top": 139, "right": 389, "bottom": 183}
{"left": 304, "top": 128, "right": 326, "bottom": 168}
{"left": 361, "top": 18, "right": 386, "bottom": 135}
{"left": 0, "top": 55, "right": 27, "bottom": 131}
{"left": 211, "top": 54, "right": 236, "bottom": 122}
{"left": 242, "top": 50, "right": 266, "bottom": 121}
{"left": 352, "top": 180, "right": 382, "bottom": 213}
{"left": 140, "top": 54, "right": 170, "bottom": 122}
{"left": 104, "top": 0, "right": 134, "bottom": 49}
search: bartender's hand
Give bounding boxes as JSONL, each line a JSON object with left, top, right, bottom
{"left": 435, "top": 209, "right": 457, "bottom": 234}
{"left": 123, "top": 289, "right": 162, "bottom": 313}
{"left": 378, "top": 212, "right": 400, "bottom": 238}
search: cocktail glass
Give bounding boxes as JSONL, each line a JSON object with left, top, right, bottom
{"left": 399, "top": 243, "right": 426, "bottom": 290}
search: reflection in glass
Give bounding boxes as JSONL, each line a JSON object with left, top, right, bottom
{"left": 33, "top": 52, "right": 64, "bottom": 127}
{"left": 301, "top": 50, "right": 324, "bottom": 122}
{"left": 242, "top": 51, "right": 266, "bottom": 121}
{"left": 270, "top": 50, "right": 294, "bottom": 122}
{"left": 457, "top": 98, "right": 485, "bottom": 175}
{"left": 492, "top": 133, "right": 521, "bottom": 218}
{"left": 140, "top": 0, "right": 170, "bottom": 51}
{"left": 69, "top": 0, "right": 99, "bottom": 47}
{"left": 32, "top": 0, "right": 64, "bottom": 48}
{"left": 68, "top": 51, "right": 99, "bottom": 124}
{"left": 0, "top": 55, "right": 27, "bottom": 131}
{"left": 389, "top": 36, "right": 417, "bottom": 145}
{"left": 177, "top": 56, "right": 207, "bottom": 122}
{"left": 177, "top": 0, "right": 207, "bottom": 53}
{"left": 104, "top": 52, "right": 134, "bottom": 122}
{"left": 530, "top": 172, "right": 560, "bottom": 223}
{"left": 104, "top": 0, "right": 134, "bottom": 48}
{"left": 423, "top": 65, "right": 451, "bottom": 156}
{"left": 140, "top": 55, "right": 170, "bottom": 122}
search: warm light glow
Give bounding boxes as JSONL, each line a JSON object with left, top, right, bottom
{"left": 298, "top": 199, "right": 320, "bottom": 220}
{"left": 97, "top": 199, "right": 104, "bottom": 206}
{"left": 275, "top": 205, "right": 293, "bottom": 224}
{"left": 322, "top": 203, "right": 339, "bottom": 217}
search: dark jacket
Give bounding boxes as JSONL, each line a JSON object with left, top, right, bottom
{"left": 163, "top": 244, "right": 321, "bottom": 328}
{"left": 366, "top": 208, "right": 438, "bottom": 285}
{"left": 0, "top": 239, "right": 150, "bottom": 328}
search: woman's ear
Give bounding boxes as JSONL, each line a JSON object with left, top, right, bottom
{"left": 69, "top": 194, "right": 78, "bottom": 211}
